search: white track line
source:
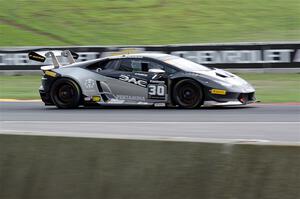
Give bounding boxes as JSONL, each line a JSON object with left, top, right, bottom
{"left": 0, "top": 129, "right": 276, "bottom": 144}
{"left": 1, "top": 122, "right": 299, "bottom": 145}
{"left": 1, "top": 129, "right": 300, "bottom": 146}
{"left": 1, "top": 121, "right": 300, "bottom": 124}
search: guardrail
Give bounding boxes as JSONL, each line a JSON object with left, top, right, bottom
{"left": 0, "top": 42, "right": 299, "bottom": 70}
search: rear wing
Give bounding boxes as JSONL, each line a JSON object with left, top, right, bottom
{"left": 28, "top": 50, "right": 79, "bottom": 68}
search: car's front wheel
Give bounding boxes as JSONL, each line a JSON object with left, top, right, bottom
{"left": 50, "top": 78, "right": 81, "bottom": 109}
{"left": 173, "top": 79, "right": 204, "bottom": 108}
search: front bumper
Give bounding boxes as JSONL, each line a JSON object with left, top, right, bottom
{"left": 205, "top": 89, "right": 256, "bottom": 106}
{"left": 203, "top": 99, "right": 255, "bottom": 107}
{"left": 237, "top": 92, "right": 256, "bottom": 104}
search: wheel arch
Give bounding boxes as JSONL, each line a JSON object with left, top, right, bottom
{"left": 49, "top": 76, "right": 84, "bottom": 106}
{"left": 169, "top": 77, "right": 205, "bottom": 106}
{"left": 50, "top": 76, "right": 83, "bottom": 94}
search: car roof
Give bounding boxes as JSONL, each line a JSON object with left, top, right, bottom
{"left": 69, "top": 53, "right": 177, "bottom": 68}
{"left": 69, "top": 52, "right": 211, "bottom": 72}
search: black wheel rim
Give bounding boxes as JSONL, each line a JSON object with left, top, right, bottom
{"left": 177, "top": 83, "right": 200, "bottom": 107}
{"left": 57, "top": 84, "right": 75, "bottom": 104}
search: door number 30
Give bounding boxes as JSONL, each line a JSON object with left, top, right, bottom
{"left": 148, "top": 84, "right": 165, "bottom": 96}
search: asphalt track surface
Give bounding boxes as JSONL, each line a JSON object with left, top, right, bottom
{"left": 0, "top": 102, "right": 299, "bottom": 143}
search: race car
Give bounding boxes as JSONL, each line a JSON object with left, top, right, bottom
{"left": 28, "top": 50, "right": 255, "bottom": 109}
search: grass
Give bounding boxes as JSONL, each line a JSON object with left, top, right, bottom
{"left": 0, "top": 75, "right": 41, "bottom": 99}
{"left": 0, "top": 74, "right": 299, "bottom": 102}
{"left": 238, "top": 73, "right": 300, "bottom": 103}
{"left": 0, "top": 0, "right": 299, "bottom": 46}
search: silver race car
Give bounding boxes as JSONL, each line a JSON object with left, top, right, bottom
{"left": 28, "top": 50, "right": 255, "bottom": 109}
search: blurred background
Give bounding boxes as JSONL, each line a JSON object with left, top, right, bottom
{"left": 0, "top": 0, "right": 299, "bottom": 46}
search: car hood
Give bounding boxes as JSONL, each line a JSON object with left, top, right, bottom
{"left": 191, "top": 68, "right": 255, "bottom": 92}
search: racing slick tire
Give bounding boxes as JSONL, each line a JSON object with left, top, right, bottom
{"left": 50, "top": 78, "right": 81, "bottom": 109}
{"left": 173, "top": 79, "right": 204, "bottom": 108}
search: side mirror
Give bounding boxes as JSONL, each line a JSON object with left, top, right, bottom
{"left": 148, "top": 68, "right": 165, "bottom": 73}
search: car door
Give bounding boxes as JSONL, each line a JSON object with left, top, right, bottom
{"left": 97, "top": 58, "right": 149, "bottom": 102}
{"left": 144, "top": 59, "right": 170, "bottom": 101}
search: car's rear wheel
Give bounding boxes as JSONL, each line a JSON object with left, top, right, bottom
{"left": 50, "top": 78, "right": 81, "bottom": 109}
{"left": 173, "top": 79, "right": 204, "bottom": 108}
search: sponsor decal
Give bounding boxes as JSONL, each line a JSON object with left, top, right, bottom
{"left": 28, "top": 51, "right": 46, "bottom": 62}
{"left": 171, "top": 49, "right": 300, "bottom": 64}
{"left": 294, "top": 50, "right": 300, "bottom": 62}
{"left": 116, "top": 95, "right": 145, "bottom": 101}
{"left": 84, "top": 79, "right": 96, "bottom": 89}
{"left": 92, "top": 96, "right": 101, "bottom": 102}
{"left": 152, "top": 74, "right": 158, "bottom": 79}
{"left": 210, "top": 89, "right": 227, "bottom": 95}
{"left": 148, "top": 84, "right": 167, "bottom": 100}
{"left": 44, "top": 70, "right": 57, "bottom": 77}
{"left": 1, "top": 45, "right": 299, "bottom": 69}
{"left": 134, "top": 73, "right": 148, "bottom": 77}
{"left": 150, "top": 80, "right": 165, "bottom": 83}
{"left": 154, "top": 103, "right": 166, "bottom": 107}
{"left": 84, "top": 96, "right": 92, "bottom": 101}
{"left": 119, "top": 75, "right": 147, "bottom": 87}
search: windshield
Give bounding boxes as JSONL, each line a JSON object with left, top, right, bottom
{"left": 164, "top": 57, "right": 210, "bottom": 71}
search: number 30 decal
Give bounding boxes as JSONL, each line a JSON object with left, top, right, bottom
{"left": 148, "top": 84, "right": 166, "bottom": 99}
{"left": 148, "top": 85, "right": 164, "bottom": 96}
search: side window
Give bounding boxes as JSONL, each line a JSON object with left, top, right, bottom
{"left": 103, "top": 60, "right": 119, "bottom": 70}
{"left": 116, "top": 59, "right": 178, "bottom": 74}
{"left": 148, "top": 61, "right": 164, "bottom": 70}
{"left": 118, "top": 59, "right": 148, "bottom": 72}
{"left": 131, "top": 60, "right": 142, "bottom": 71}
{"left": 118, "top": 59, "right": 133, "bottom": 72}
{"left": 132, "top": 60, "right": 149, "bottom": 72}
{"left": 164, "top": 66, "right": 178, "bottom": 74}
{"left": 99, "top": 60, "right": 110, "bottom": 69}
{"left": 87, "top": 59, "right": 118, "bottom": 71}
{"left": 86, "top": 60, "right": 108, "bottom": 70}
{"left": 148, "top": 60, "right": 177, "bottom": 74}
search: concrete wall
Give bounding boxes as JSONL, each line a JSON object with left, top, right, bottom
{"left": 0, "top": 134, "right": 299, "bottom": 199}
